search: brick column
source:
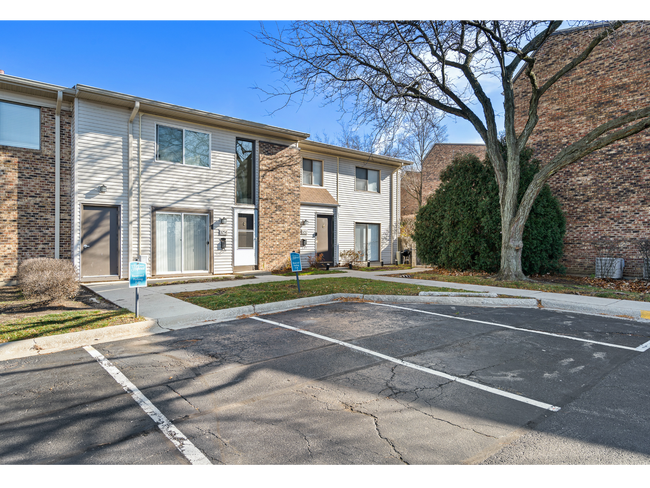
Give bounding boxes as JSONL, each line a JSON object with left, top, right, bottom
{"left": 258, "top": 142, "right": 301, "bottom": 271}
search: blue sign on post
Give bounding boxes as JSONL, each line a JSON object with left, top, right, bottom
{"left": 290, "top": 252, "right": 302, "bottom": 293}
{"left": 129, "top": 262, "right": 148, "bottom": 288}
{"left": 290, "top": 252, "right": 302, "bottom": 273}
{"left": 129, "top": 261, "right": 147, "bottom": 317}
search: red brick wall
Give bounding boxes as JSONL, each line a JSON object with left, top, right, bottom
{"left": 513, "top": 22, "right": 650, "bottom": 277}
{"left": 400, "top": 144, "right": 486, "bottom": 219}
{"left": 258, "top": 141, "right": 301, "bottom": 271}
{"left": 0, "top": 106, "right": 72, "bottom": 282}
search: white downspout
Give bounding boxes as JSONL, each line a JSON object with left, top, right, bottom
{"left": 138, "top": 113, "right": 142, "bottom": 257}
{"left": 54, "top": 91, "right": 62, "bottom": 259}
{"left": 390, "top": 167, "right": 398, "bottom": 265}
{"left": 336, "top": 156, "right": 340, "bottom": 264}
{"left": 127, "top": 102, "right": 140, "bottom": 267}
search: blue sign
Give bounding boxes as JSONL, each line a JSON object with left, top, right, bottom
{"left": 129, "top": 261, "right": 148, "bottom": 288}
{"left": 290, "top": 252, "right": 302, "bottom": 273}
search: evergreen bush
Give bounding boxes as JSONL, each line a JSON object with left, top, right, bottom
{"left": 413, "top": 148, "right": 565, "bottom": 275}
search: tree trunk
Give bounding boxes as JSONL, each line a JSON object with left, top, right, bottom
{"left": 497, "top": 222, "right": 527, "bottom": 281}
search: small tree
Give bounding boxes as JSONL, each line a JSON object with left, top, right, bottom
{"left": 414, "top": 148, "right": 565, "bottom": 275}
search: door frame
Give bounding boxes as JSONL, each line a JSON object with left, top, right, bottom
{"left": 316, "top": 214, "right": 334, "bottom": 263}
{"left": 233, "top": 207, "right": 258, "bottom": 267}
{"left": 151, "top": 206, "right": 214, "bottom": 277}
{"left": 80, "top": 203, "right": 121, "bottom": 280}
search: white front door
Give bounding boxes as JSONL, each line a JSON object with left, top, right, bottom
{"left": 234, "top": 209, "right": 257, "bottom": 266}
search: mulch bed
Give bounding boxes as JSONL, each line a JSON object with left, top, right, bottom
{"left": 0, "top": 286, "right": 120, "bottom": 324}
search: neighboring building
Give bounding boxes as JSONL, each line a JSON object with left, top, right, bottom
{"left": 400, "top": 143, "right": 486, "bottom": 219}
{"left": 513, "top": 22, "right": 650, "bottom": 277}
{"left": 0, "top": 74, "right": 407, "bottom": 283}
{"left": 0, "top": 77, "right": 74, "bottom": 282}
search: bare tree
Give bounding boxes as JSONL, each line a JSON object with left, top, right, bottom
{"left": 399, "top": 109, "right": 447, "bottom": 212}
{"left": 257, "top": 21, "right": 650, "bottom": 280}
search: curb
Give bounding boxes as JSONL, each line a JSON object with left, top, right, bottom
{"left": 0, "top": 320, "right": 160, "bottom": 362}
{"left": 2, "top": 293, "right": 648, "bottom": 362}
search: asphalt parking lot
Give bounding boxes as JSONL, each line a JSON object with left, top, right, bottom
{"left": 1, "top": 301, "right": 650, "bottom": 465}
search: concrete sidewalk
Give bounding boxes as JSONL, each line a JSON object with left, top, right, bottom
{"left": 3, "top": 267, "right": 648, "bottom": 362}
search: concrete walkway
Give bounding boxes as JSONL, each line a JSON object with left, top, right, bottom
{"left": 3, "top": 267, "right": 649, "bottom": 361}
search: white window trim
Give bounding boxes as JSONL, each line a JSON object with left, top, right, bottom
{"left": 302, "top": 158, "right": 324, "bottom": 187}
{"left": 155, "top": 123, "right": 212, "bottom": 168}
{"left": 355, "top": 167, "right": 381, "bottom": 193}
{"left": 354, "top": 221, "right": 382, "bottom": 262}
{"left": 155, "top": 211, "right": 211, "bottom": 275}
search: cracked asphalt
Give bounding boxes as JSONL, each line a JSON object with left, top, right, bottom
{"left": 1, "top": 301, "right": 650, "bottom": 465}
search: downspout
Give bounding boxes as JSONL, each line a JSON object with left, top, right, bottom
{"left": 54, "top": 91, "right": 63, "bottom": 259}
{"left": 336, "top": 156, "right": 340, "bottom": 264}
{"left": 390, "top": 167, "right": 398, "bottom": 265}
{"left": 127, "top": 102, "right": 140, "bottom": 267}
{"left": 138, "top": 113, "right": 142, "bottom": 257}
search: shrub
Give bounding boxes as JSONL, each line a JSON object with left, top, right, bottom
{"left": 17, "top": 258, "right": 79, "bottom": 303}
{"left": 413, "top": 147, "right": 566, "bottom": 275}
{"left": 340, "top": 249, "right": 363, "bottom": 266}
{"left": 307, "top": 252, "right": 325, "bottom": 268}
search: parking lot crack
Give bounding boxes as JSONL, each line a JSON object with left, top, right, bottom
{"left": 341, "top": 401, "right": 409, "bottom": 465}
{"left": 167, "top": 385, "right": 201, "bottom": 413}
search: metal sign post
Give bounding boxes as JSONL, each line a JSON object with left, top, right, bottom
{"left": 290, "top": 252, "right": 302, "bottom": 293}
{"left": 129, "top": 261, "right": 148, "bottom": 317}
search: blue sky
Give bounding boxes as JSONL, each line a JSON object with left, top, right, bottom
{"left": 0, "top": 19, "right": 489, "bottom": 145}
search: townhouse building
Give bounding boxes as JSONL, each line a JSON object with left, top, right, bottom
{"left": 0, "top": 74, "right": 407, "bottom": 283}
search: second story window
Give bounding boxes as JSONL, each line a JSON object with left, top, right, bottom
{"left": 302, "top": 158, "right": 323, "bottom": 186}
{"left": 0, "top": 100, "right": 40, "bottom": 150}
{"left": 156, "top": 124, "right": 210, "bottom": 167}
{"left": 355, "top": 167, "right": 380, "bottom": 192}
{"left": 236, "top": 139, "right": 255, "bottom": 204}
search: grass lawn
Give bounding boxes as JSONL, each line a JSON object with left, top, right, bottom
{"left": 0, "top": 309, "right": 147, "bottom": 343}
{"left": 396, "top": 270, "right": 650, "bottom": 302}
{"left": 148, "top": 275, "right": 253, "bottom": 287}
{"left": 0, "top": 286, "right": 146, "bottom": 343}
{"left": 170, "top": 277, "right": 467, "bottom": 310}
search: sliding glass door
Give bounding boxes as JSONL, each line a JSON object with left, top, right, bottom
{"left": 156, "top": 212, "right": 209, "bottom": 274}
{"left": 355, "top": 223, "right": 380, "bottom": 262}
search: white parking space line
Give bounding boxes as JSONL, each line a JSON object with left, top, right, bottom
{"left": 251, "top": 316, "right": 561, "bottom": 412}
{"left": 637, "top": 340, "right": 650, "bottom": 352}
{"left": 372, "top": 303, "right": 644, "bottom": 352}
{"left": 83, "top": 345, "right": 211, "bottom": 465}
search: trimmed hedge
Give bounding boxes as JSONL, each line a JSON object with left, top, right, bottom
{"left": 413, "top": 148, "right": 566, "bottom": 275}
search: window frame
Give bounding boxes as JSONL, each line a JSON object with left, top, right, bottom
{"left": 302, "top": 158, "right": 324, "bottom": 186}
{"left": 0, "top": 100, "right": 41, "bottom": 151}
{"left": 155, "top": 123, "right": 212, "bottom": 168}
{"left": 355, "top": 167, "right": 380, "bottom": 193}
{"left": 152, "top": 207, "right": 213, "bottom": 276}
{"left": 354, "top": 222, "right": 381, "bottom": 262}
{"left": 235, "top": 138, "right": 256, "bottom": 205}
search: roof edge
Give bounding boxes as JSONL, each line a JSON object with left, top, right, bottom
{"left": 300, "top": 140, "right": 412, "bottom": 167}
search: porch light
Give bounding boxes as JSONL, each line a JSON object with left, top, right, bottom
{"left": 98, "top": 184, "right": 107, "bottom": 193}
{"left": 301, "top": 220, "right": 308, "bottom": 226}
{"left": 220, "top": 217, "right": 227, "bottom": 224}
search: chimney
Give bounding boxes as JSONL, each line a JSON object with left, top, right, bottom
{"left": 0, "top": 70, "right": 4, "bottom": 75}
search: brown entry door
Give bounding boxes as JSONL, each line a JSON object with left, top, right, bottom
{"left": 82, "top": 205, "right": 119, "bottom": 277}
{"left": 316, "top": 215, "right": 334, "bottom": 263}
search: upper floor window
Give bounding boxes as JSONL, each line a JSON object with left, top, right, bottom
{"left": 0, "top": 101, "right": 40, "bottom": 150}
{"left": 302, "top": 158, "right": 323, "bottom": 186}
{"left": 355, "top": 167, "right": 380, "bottom": 192}
{"left": 236, "top": 139, "right": 255, "bottom": 204}
{"left": 156, "top": 124, "right": 210, "bottom": 167}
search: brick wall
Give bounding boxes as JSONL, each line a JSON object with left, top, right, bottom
{"left": 258, "top": 141, "right": 301, "bottom": 271}
{"left": 401, "top": 143, "right": 486, "bottom": 218}
{"left": 513, "top": 22, "right": 650, "bottom": 277}
{"left": 0, "top": 106, "right": 72, "bottom": 282}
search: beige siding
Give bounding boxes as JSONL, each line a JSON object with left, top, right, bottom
{"left": 300, "top": 151, "right": 399, "bottom": 264}
{"left": 74, "top": 99, "right": 130, "bottom": 277}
